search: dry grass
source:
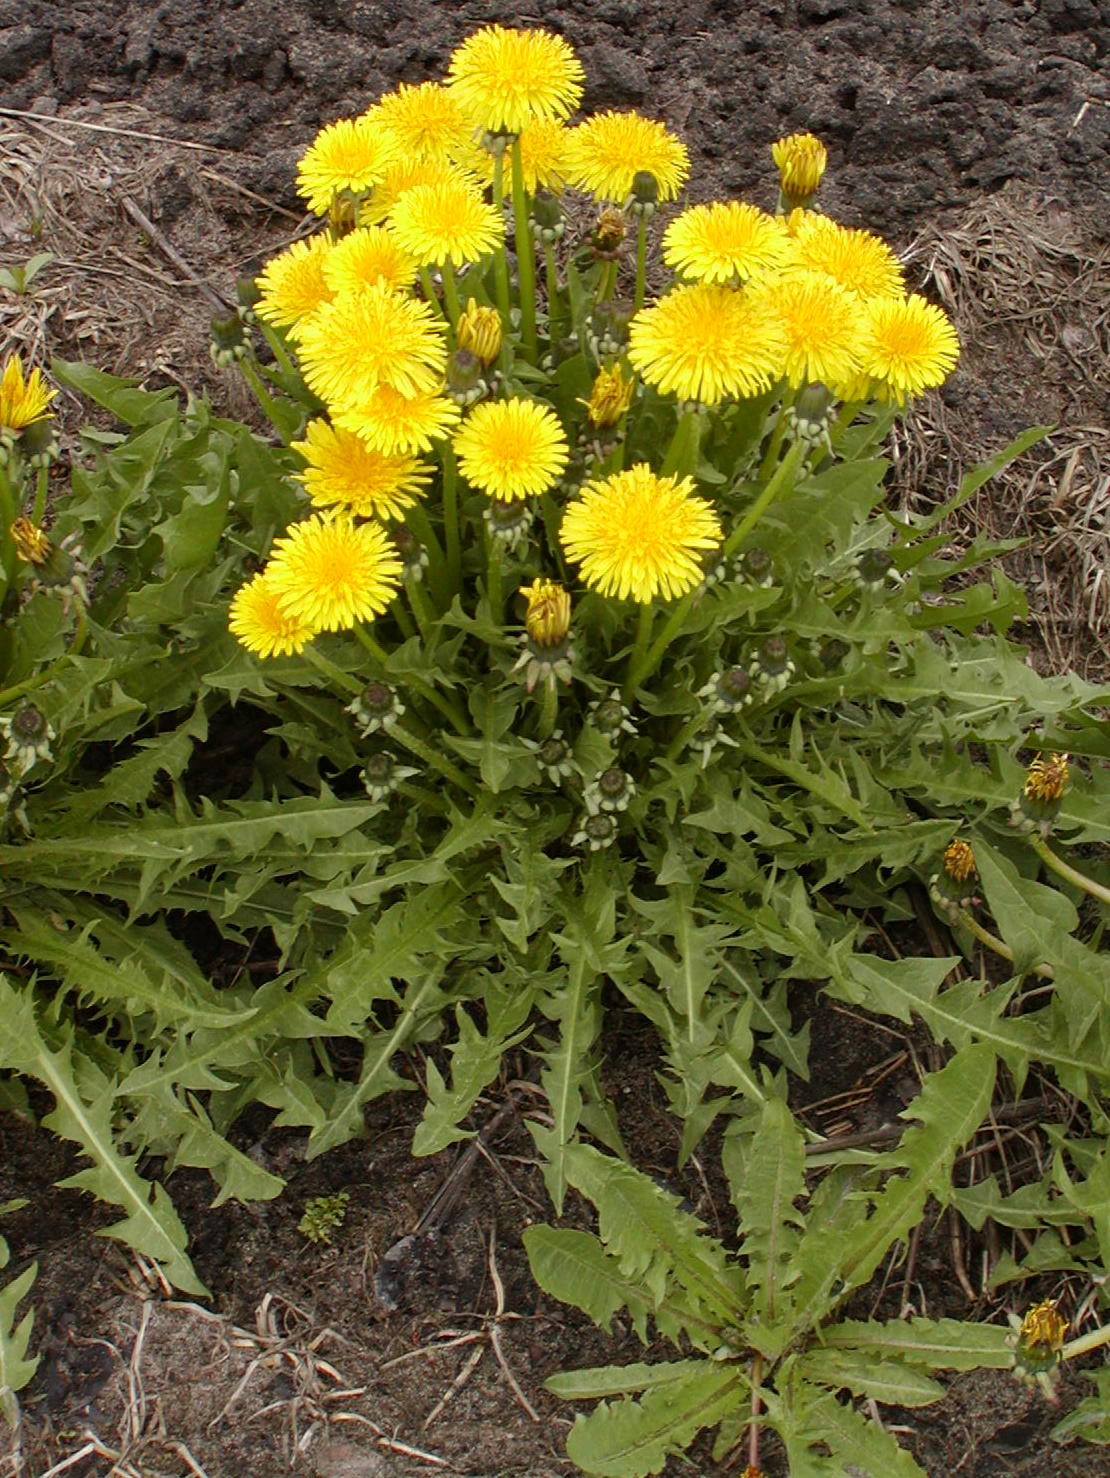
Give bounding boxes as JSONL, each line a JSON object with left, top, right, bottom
{"left": 900, "top": 189, "right": 1110, "bottom": 677}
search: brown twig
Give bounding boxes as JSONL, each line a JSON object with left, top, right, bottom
{"left": 120, "top": 196, "right": 235, "bottom": 314}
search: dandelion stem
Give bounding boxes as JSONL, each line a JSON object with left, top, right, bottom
{"left": 747, "top": 1354, "right": 764, "bottom": 1475}
{"left": 723, "top": 439, "right": 807, "bottom": 560}
{"left": 596, "top": 259, "right": 617, "bottom": 305}
{"left": 622, "top": 601, "right": 661, "bottom": 701}
{"left": 0, "top": 667, "right": 52, "bottom": 710}
{"left": 392, "top": 720, "right": 478, "bottom": 797}
{"left": 32, "top": 465, "right": 49, "bottom": 526}
{"left": 1028, "top": 834, "right": 1110, "bottom": 908}
{"left": 257, "top": 322, "right": 300, "bottom": 381}
{"left": 441, "top": 262, "right": 463, "bottom": 327}
{"left": 956, "top": 909, "right": 1055, "bottom": 980}
{"left": 486, "top": 528, "right": 504, "bottom": 629}
{"left": 237, "top": 358, "right": 289, "bottom": 438}
{"left": 442, "top": 442, "right": 461, "bottom": 596}
{"left": 544, "top": 238, "right": 562, "bottom": 342}
{"left": 419, "top": 265, "right": 447, "bottom": 322}
{"left": 404, "top": 505, "right": 447, "bottom": 602}
{"left": 757, "top": 387, "right": 798, "bottom": 482}
{"left": 1061, "top": 1323, "right": 1110, "bottom": 1362}
{"left": 492, "top": 151, "right": 512, "bottom": 326}
{"left": 634, "top": 215, "right": 649, "bottom": 312}
{"left": 510, "top": 139, "right": 537, "bottom": 360}
{"left": 660, "top": 406, "right": 702, "bottom": 480}
{"left": 0, "top": 463, "right": 20, "bottom": 596}
{"left": 303, "top": 643, "right": 362, "bottom": 695}
{"left": 537, "top": 679, "right": 559, "bottom": 741}
{"left": 406, "top": 572, "right": 437, "bottom": 642}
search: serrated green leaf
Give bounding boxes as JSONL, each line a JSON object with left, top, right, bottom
{"left": 820, "top": 1316, "right": 1013, "bottom": 1370}
{"left": 565, "top": 1362, "right": 744, "bottom": 1478}
{"left": 796, "top": 1348, "right": 944, "bottom": 1406}
{"left": 0, "top": 1237, "right": 38, "bottom": 1423}
{"left": 728, "top": 1095, "right": 806, "bottom": 1328}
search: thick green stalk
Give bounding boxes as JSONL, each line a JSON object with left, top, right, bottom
{"left": 391, "top": 720, "right": 478, "bottom": 797}
{"left": 237, "top": 358, "right": 289, "bottom": 437}
{"left": 257, "top": 322, "right": 300, "bottom": 380}
{"left": 544, "top": 238, "right": 562, "bottom": 342}
{"left": 352, "top": 624, "right": 469, "bottom": 735}
{"left": 621, "top": 602, "right": 657, "bottom": 701}
{"left": 0, "top": 462, "right": 20, "bottom": 596}
{"left": 757, "top": 387, "right": 797, "bottom": 481}
{"left": 32, "top": 465, "right": 49, "bottom": 526}
{"left": 536, "top": 678, "right": 559, "bottom": 740}
{"left": 419, "top": 265, "right": 447, "bottom": 322}
{"left": 1028, "top": 834, "right": 1110, "bottom": 908}
{"left": 441, "top": 261, "right": 463, "bottom": 327}
{"left": 485, "top": 530, "right": 504, "bottom": 630}
{"left": 491, "top": 151, "right": 512, "bottom": 325}
{"left": 660, "top": 406, "right": 703, "bottom": 479}
{"left": 634, "top": 214, "right": 649, "bottom": 311}
{"left": 442, "top": 442, "right": 461, "bottom": 596}
{"left": 722, "top": 439, "right": 807, "bottom": 560}
{"left": 510, "top": 139, "right": 537, "bottom": 360}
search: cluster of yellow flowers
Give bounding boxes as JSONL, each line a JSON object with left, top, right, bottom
{"left": 231, "top": 23, "right": 960, "bottom": 657}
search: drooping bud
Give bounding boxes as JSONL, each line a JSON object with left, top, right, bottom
{"left": 456, "top": 298, "right": 503, "bottom": 366}
{"left": 584, "top": 364, "right": 635, "bottom": 430}
{"left": 771, "top": 133, "right": 828, "bottom": 211}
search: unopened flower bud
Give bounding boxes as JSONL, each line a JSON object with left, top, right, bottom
{"left": 771, "top": 133, "right": 828, "bottom": 211}
{"left": 18, "top": 415, "right": 59, "bottom": 465}
{"left": 346, "top": 680, "right": 404, "bottom": 735}
{"left": 754, "top": 636, "right": 794, "bottom": 693}
{"left": 456, "top": 298, "right": 503, "bottom": 367}
{"left": 788, "top": 382, "right": 834, "bottom": 446}
{"left": 627, "top": 170, "right": 659, "bottom": 218}
{"left": 361, "top": 751, "right": 417, "bottom": 801}
{"left": 1013, "top": 752, "right": 1070, "bottom": 834}
{"left": 741, "top": 547, "right": 774, "bottom": 586}
{"left": 584, "top": 364, "right": 635, "bottom": 430}
{"left": 857, "top": 548, "right": 894, "bottom": 590}
{"left": 522, "top": 578, "right": 571, "bottom": 649}
{"left": 447, "top": 347, "right": 486, "bottom": 405}
{"left": 210, "top": 310, "right": 248, "bottom": 366}
{"left": 573, "top": 810, "right": 620, "bottom": 851}
{"left": 393, "top": 524, "right": 429, "bottom": 581}
{"left": 589, "top": 691, "right": 636, "bottom": 738}
{"left": 586, "top": 766, "right": 635, "bottom": 815}
{"left": 931, "top": 837, "right": 979, "bottom": 909}
{"left": 1, "top": 704, "right": 54, "bottom": 775}
{"left": 531, "top": 189, "right": 565, "bottom": 242}
{"left": 1012, "top": 1299, "right": 1068, "bottom": 1381}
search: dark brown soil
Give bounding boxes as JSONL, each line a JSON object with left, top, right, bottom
{"left": 2, "top": 3, "right": 1110, "bottom": 1477}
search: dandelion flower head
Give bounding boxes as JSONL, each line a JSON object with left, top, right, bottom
{"left": 628, "top": 283, "right": 786, "bottom": 405}
{"left": 255, "top": 235, "right": 336, "bottom": 335}
{"left": 0, "top": 357, "right": 57, "bottom": 431}
{"left": 297, "top": 117, "right": 400, "bottom": 216}
{"left": 561, "top": 464, "right": 722, "bottom": 604}
{"left": 517, "top": 118, "right": 571, "bottom": 193}
{"left": 229, "top": 572, "right": 317, "bottom": 658}
{"left": 791, "top": 213, "right": 905, "bottom": 301}
{"left": 857, "top": 292, "right": 960, "bottom": 403}
{"left": 565, "top": 112, "right": 690, "bottom": 203}
{"left": 334, "top": 384, "right": 462, "bottom": 455}
{"left": 265, "top": 514, "right": 402, "bottom": 631}
{"left": 296, "top": 283, "right": 448, "bottom": 408}
{"left": 374, "top": 82, "right": 474, "bottom": 161}
{"left": 753, "top": 272, "right": 865, "bottom": 390}
{"left": 322, "top": 225, "right": 418, "bottom": 296}
{"left": 663, "top": 201, "right": 793, "bottom": 285}
{"left": 390, "top": 179, "right": 505, "bottom": 268}
{"left": 291, "top": 419, "right": 432, "bottom": 521}
{"left": 771, "top": 132, "right": 828, "bottom": 207}
{"left": 453, "top": 397, "right": 569, "bottom": 503}
{"left": 447, "top": 25, "right": 585, "bottom": 135}
{"left": 358, "top": 157, "right": 478, "bottom": 226}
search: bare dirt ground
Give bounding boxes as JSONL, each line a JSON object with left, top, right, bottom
{"left": 1, "top": 2, "right": 1109, "bottom": 1475}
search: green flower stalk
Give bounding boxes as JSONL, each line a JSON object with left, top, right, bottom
{"left": 510, "top": 137, "right": 539, "bottom": 360}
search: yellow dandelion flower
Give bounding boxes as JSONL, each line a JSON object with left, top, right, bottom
{"left": 791, "top": 213, "right": 905, "bottom": 301}
{"left": 663, "top": 201, "right": 794, "bottom": 285}
{"left": 322, "top": 225, "right": 418, "bottom": 296}
{"left": 255, "top": 235, "right": 336, "bottom": 336}
{"left": 456, "top": 299, "right": 503, "bottom": 365}
{"left": 447, "top": 25, "right": 584, "bottom": 135}
{"left": 390, "top": 179, "right": 505, "bottom": 268}
{"left": 857, "top": 293, "right": 960, "bottom": 403}
{"left": 291, "top": 419, "right": 432, "bottom": 521}
{"left": 1019, "top": 1300, "right": 1068, "bottom": 1358}
{"left": 772, "top": 132, "right": 828, "bottom": 208}
{"left": 1024, "top": 752, "right": 1070, "bottom": 804}
{"left": 627, "top": 283, "right": 786, "bottom": 405}
{"left": 584, "top": 364, "right": 635, "bottom": 428}
{"left": 229, "top": 571, "right": 317, "bottom": 658}
{"left": 453, "top": 397, "right": 569, "bottom": 503}
{"left": 297, "top": 116, "right": 400, "bottom": 216}
{"left": 561, "top": 464, "right": 722, "bottom": 603}
{"left": 755, "top": 273, "right": 865, "bottom": 390}
{"left": 334, "top": 384, "right": 462, "bottom": 455}
{"left": 374, "top": 82, "right": 473, "bottom": 161}
{"left": 521, "top": 578, "right": 572, "bottom": 647}
{"left": 517, "top": 118, "right": 571, "bottom": 193}
{"left": 565, "top": 112, "right": 690, "bottom": 204}
{"left": 359, "top": 157, "right": 477, "bottom": 226}
{"left": 266, "top": 514, "right": 402, "bottom": 631}
{"left": 296, "top": 284, "right": 448, "bottom": 408}
{"left": 0, "top": 356, "right": 57, "bottom": 431}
